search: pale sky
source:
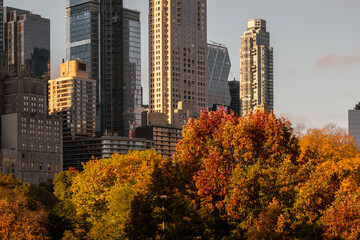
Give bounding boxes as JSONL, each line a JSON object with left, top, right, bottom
{"left": 4, "top": 0, "right": 360, "bottom": 130}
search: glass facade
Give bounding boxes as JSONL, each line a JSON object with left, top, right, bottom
{"left": 100, "top": 0, "right": 125, "bottom": 135}
{"left": 123, "top": 8, "right": 141, "bottom": 136}
{"left": 207, "top": 43, "right": 231, "bottom": 108}
{"left": 0, "top": 0, "right": 3, "bottom": 51}
{"left": 4, "top": 7, "right": 50, "bottom": 79}
{"left": 66, "top": 0, "right": 100, "bottom": 89}
{"left": 228, "top": 79, "right": 240, "bottom": 115}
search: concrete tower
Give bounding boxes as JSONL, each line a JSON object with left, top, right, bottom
{"left": 149, "top": 0, "right": 207, "bottom": 125}
{"left": 239, "top": 19, "right": 273, "bottom": 117}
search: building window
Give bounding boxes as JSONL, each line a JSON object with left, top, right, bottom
{"left": 22, "top": 163, "right": 25, "bottom": 170}
{"left": 31, "top": 163, "right": 34, "bottom": 170}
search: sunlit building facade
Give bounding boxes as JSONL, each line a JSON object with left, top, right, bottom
{"left": 149, "top": 0, "right": 207, "bottom": 124}
{"left": 48, "top": 60, "right": 96, "bottom": 170}
{"left": 239, "top": 19, "right": 273, "bottom": 117}
{"left": 49, "top": 60, "right": 96, "bottom": 141}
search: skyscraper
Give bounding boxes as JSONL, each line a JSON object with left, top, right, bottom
{"left": 149, "top": 0, "right": 207, "bottom": 125}
{"left": 0, "top": 0, "right": 3, "bottom": 51}
{"left": 123, "top": 8, "right": 142, "bottom": 135}
{"left": 239, "top": 19, "right": 273, "bottom": 117}
{"left": 100, "top": 0, "right": 124, "bottom": 135}
{"left": 65, "top": 0, "right": 100, "bottom": 86}
{"left": 228, "top": 79, "right": 240, "bottom": 115}
{"left": 66, "top": 0, "right": 141, "bottom": 136}
{"left": 207, "top": 42, "right": 231, "bottom": 108}
{"left": 4, "top": 7, "right": 50, "bottom": 79}
{"left": 349, "top": 102, "right": 360, "bottom": 148}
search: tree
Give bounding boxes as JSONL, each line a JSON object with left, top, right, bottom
{"left": 0, "top": 173, "right": 49, "bottom": 239}
{"left": 70, "top": 150, "right": 164, "bottom": 239}
{"left": 173, "top": 110, "right": 299, "bottom": 238}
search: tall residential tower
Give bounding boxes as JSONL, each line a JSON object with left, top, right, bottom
{"left": 4, "top": 7, "right": 50, "bottom": 79}
{"left": 149, "top": 0, "right": 207, "bottom": 125}
{"left": 239, "top": 19, "right": 273, "bottom": 117}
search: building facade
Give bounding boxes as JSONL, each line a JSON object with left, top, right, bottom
{"left": 0, "top": 0, "right": 3, "bottom": 51}
{"left": 49, "top": 60, "right": 96, "bottom": 170}
{"left": 66, "top": 0, "right": 141, "bottom": 136}
{"left": 66, "top": 0, "right": 100, "bottom": 96}
{"left": 4, "top": 7, "right": 50, "bottom": 79}
{"left": 349, "top": 102, "right": 360, "bottom": 149}
{"left": 62, "top": 131, "right": 154, "bottom": 170}
{"left": 239, "top": 19, "right": 273, "bottom": 117}
{"left": 0, "top": 76, "right": 62, "bottom": 184}
{"left": 207, "top": 42, "right": 231, "bottom": 108}
{"left": 135, "top": 125, "right": 182, "bottom": 159}
{"left": 49, "top": 60, "right": 96, "bottom": 141}
{"left": 228, "top": 79, "right": 240, "bottom": 115}
{"left": 0, "top": 51, "right": 6, "bottom": 79}
{"left": 123, "top": 8, "right": 142, "bottom": 136}
{"left": 149, "top": 0, "right": 207, "bottom": 125}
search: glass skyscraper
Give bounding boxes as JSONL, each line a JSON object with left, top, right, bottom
{"left": 66, "top": 0, "right": 141, "bottom": 136}
{"left": 123, "top": 8, "right": 142, "bottom": 136}
{"left": 4, "top": 7, "right": 50, "bottom": 79}
{"left": 65, "top": 0, "right": 100, "bottom": 91}
{"left": 0, "top": 0, "right": 3, "bottom": 51}
{"left": 207, "top": 43, "right": 231, "bottom": 108}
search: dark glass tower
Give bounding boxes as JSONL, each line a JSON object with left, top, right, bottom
{"left": 100, "top": 0, "right": 124, "bottom": 135}
{"left": 0, "top": 0, "right": 3, "bottom": 51}
{"left": 4, "top": 7, "right": 50, "bottom": 79}
{"left": 228, "top": 79, "right": 240, "bottom": 115}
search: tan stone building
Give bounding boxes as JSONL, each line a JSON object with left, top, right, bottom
{"left": 239, "top": 19, "right": 273, "bottom": 117}
{"left": 49, "top": 60, "right": 96, "bottom": 170}
{"left": 149, "top": 0, "right": 207, "bottom": 125}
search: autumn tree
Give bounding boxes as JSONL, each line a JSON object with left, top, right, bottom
{"left": 172, "top": 110, "right": 299, "bottom": 238}
{"left": 0, "top": 173, "right": 49, "bottom": 239}
{"left": 70, "top": 150, "right": 164, "bottom": 239}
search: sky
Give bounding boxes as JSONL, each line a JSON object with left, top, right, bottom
{"left": 4, "top": 0, "right": 360, "bottom": 130}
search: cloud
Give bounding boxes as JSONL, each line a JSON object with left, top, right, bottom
{"left": 315, "top": 52, "right": 360, "bottom": 69}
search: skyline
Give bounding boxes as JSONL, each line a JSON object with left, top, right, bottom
{"left": 4, "top": 0, "right": 360, "bottom": 130}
